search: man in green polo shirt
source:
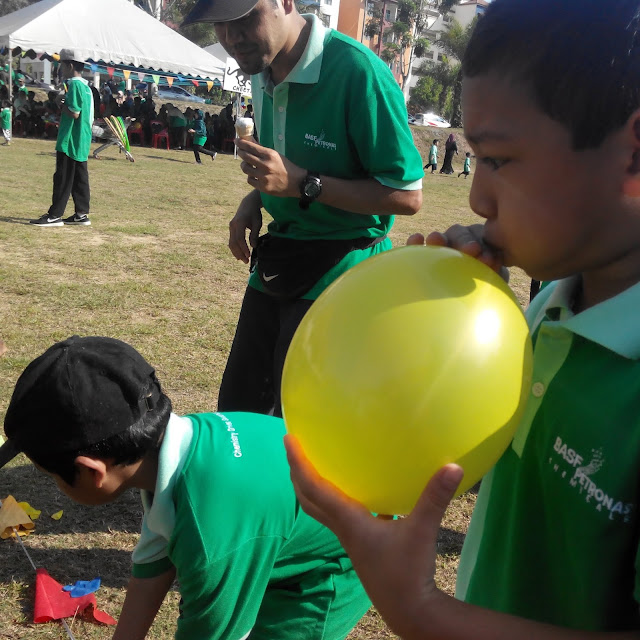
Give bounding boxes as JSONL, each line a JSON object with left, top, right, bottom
{"left": 31, "top": 48, "right": 93, "bottom": 228}
{"left": 183, "top": 0, "right": 424, "bottom": 417}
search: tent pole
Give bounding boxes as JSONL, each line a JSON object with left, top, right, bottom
{"left": 7, "top": 48, "right": 12, "bottom": 139}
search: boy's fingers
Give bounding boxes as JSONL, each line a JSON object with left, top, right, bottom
{"left": 424, "top": 231, "right": 448, "bottom": 247}
{"left": 409, "top": 464, "right": 464, "bottom": 535}
{"left": 406, "top": 233, "right": 425, "bottom": 246}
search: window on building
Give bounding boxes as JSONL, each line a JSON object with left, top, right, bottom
{"left": 437, "top": 53, "right": 444, "bottom": 62}
{"left": 385, "top": 9, "right": 391, "bottom": 20}
{"left": 324, "top": 0, "right": 332, "bottom": 5}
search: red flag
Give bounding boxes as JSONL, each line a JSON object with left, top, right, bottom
{"left": 106, "top": 66, "right": 115, "bottom": 79}
{"left": 34, "top": 568, "right": 116, "bottom": 625}
{"left": 191, "top": 79, "right": 199, "bottom": 87}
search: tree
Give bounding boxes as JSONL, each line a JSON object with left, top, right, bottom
{"left": 436, "top": 16, "right": 476, "bottom": 127}
{"left": 363, "top": 0, "right": 459, "bottom": 93}
{"left": 136, "top": 0, "right": 219, "bottom": 46}
{"left": 0, "top": 0, "right": 39, "bottom": 18}
{"left": 409, "top": 58, "right": 457, "bottom": 117}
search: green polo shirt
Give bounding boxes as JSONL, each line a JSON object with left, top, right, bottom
{"left": 133, "top": 412, "right": 370, "bottom": 640}
{"left": 456, "top": 277, "right": 640, "bottom": 631}
{"left": 1, "top": 107, "right": 10, "bottom": 130}
{"left": 56, "top": 77, "right": 94, "bottom": 162}
{"left": 249, "top": 14, "right": 423, "bottom": 299}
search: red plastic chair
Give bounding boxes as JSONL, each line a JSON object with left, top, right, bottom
{"left": 151, "top": 128, "right": 169, "bottom": 150}
{"left": 128, "top": 122, "right": 143, "bottom": 145}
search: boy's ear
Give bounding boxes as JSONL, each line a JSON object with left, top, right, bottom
{"left": 623, "top": 114, "right": 640, "bottom": 197}
{"left": 74, "top": 456, "right": 109, "bottom": 489}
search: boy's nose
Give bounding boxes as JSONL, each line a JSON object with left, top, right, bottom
{"left": 468, "top": 172, "right": 495, "bottom": 221}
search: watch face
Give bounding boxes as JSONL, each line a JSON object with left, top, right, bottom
{"left": 303, "top": 178, "right": 321, "bottom": 199}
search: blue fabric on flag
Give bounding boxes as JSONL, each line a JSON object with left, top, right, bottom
{"left": 62, "top": 578, "right": 101, "bottom": 597}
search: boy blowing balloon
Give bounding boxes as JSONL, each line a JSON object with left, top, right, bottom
{"left": 287, "top": 0, "right": 640, "bottom": 637}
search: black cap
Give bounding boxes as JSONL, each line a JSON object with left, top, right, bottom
{"left": 182, "top": 0, "right": 259, "bottom": 25}
{"left": 0, "top": 336, "right": 162, "bottom": 468}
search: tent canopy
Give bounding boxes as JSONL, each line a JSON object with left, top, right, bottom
{"left": 0, "top": 0, "right": 225, "bottom": 81}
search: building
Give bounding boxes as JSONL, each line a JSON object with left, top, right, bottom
{"left": 416, "top": 0, "right": 488, "bottom": 67}
{"left": 317, "top": 0, "right": 341, "bottom": 30}
{"left": 337, "top": 0, "right": 445, "bottom": 92}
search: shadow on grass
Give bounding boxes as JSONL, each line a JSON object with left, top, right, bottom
{"left": 0, "top": 216, "right": 31, "bottom": 225}
{"left": 1, "top": 463, "right": 142, "bottom": 537}
{"left": 36, "top": 151, "right": 56, "bottom": 157}
{"left": 2, "top": 543, "right": 134, "bottom": 590}
{"left": 437, "top": 527, "right": 466, "bottom": 556}
{"left": 142, "top": 154, "right": 193, "bottom": 164}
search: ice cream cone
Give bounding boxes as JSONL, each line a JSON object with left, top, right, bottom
{"left": 235, "top": 117, "right": 254, "bottom": 140}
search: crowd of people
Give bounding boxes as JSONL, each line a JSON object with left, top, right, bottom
{"left": 0, "top": 71, "right": 245, "bottom": 154}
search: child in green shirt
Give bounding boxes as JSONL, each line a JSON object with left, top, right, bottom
{"left": 187, "top": 109, "right": 217, "bottom": 164}
{"left": 1, "top": 100, "right": 11, "bottom": 145}
{"left": 0, "top": 336, "right": 370, "bottom": 640}
{"left": 424, "top": 139, "right": 438, "bottom": 173}
{"left": 458, "top": 152, "right": 471, "bottom": 178}
{"left": 286, "top": 0, "right": 640, "bottom": 638}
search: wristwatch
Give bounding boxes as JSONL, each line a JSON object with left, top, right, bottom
{"left": 299, "top": 171, "right": 322, "bottom": 210}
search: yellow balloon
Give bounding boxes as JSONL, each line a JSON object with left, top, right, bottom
{"left": 282, "top": 245, "right": 533, "bottom": 515}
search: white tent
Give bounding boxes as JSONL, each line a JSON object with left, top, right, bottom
{"left": 0, "top": 0, "right": 225, "bottom": 81}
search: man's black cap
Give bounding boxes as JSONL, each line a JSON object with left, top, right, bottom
{"left": 0, "top": 336, "right": 161, "bottom": 469}
{"left": 182, "top": 0, "right": 259, "bottom": 25}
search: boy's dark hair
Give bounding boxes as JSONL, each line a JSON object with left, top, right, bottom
{"left": 33, "top": 392, "right": 171, "bottom": 486}
{"left": 70, "top": 60, "right": 85, "bottom": 73}
{"left": 463, "top": 0, "right": 640, "bottom": 149}
{"left": 1, "top": 336, "right": 172, "bottom": 486}
{"left": 433, "top": 139, "right": 438, "bottom": 144}
{"left": 466, "top": 152, "right": 471, "bottom": 156}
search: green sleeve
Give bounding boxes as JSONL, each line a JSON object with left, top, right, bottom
{"left": 64, "top": 81, "right": 82, "bottom": 114}
{"left": 132, "top": 557, "right": 174, "bottom": 579}
{"left": 347, "top": 53, "right": 423, "bottom": 189}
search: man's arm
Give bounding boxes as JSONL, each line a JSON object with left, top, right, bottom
{"left": 284, "top": 435, "right": 640, "bottom": 640}
{"left": 111, "top": 567, "right": 176, "bottom": 640}
{"left": 235, "top": 138, "right": 422, "bottom": 217}
{"left": 62, "top": 105, "right": 80, "bottom": 120}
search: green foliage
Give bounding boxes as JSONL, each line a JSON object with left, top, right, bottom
{"left": 413, "top": 37, "right": 430, "bottom": 59}
{"left": 409, "top": 60, "right": 457, "bottom": 118}
{"left": 380, "top": 46, "right": 398, "bottom": 64}
{"left": 364, "top": 7, "right": 383, "bottom": 40}
{"left": 437, "top": 16, "right": 477, "bottom": 61}
{"left": 161, "top": 0, "right": 219, "bottom": 46}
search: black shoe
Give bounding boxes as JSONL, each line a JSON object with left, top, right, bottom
{"left": 62, "top": 213, "right": 91, "bottom": 226}
{"left": 30, "top": 214, "right": 63, "bottom": 227}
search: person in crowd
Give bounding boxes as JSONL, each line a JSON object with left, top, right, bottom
{"left": 30, "top": 48, "right": 93, "bottom": 227}
{"left": 439, "top": 133, "right": 458, "bottom": 174}
{"left": 188, "top": 108, "right": 217, "bottom": 164}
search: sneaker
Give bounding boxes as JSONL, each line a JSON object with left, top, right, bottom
{"left": 62, "top": 213, "right": 91, "bottom": 226}
{"left": 30, "top": 214, "right": 63, "bottom": 227}
{"left": 211, "top": 152, "right": 217, "bottom": 161}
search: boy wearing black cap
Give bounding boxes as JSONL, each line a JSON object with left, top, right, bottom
{"left": 0, "top": 336, "right": 370, "bottom": 640}
{"left": 31, "top": 48, "right": 93, "bottom": 228}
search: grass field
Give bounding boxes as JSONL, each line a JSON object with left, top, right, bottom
{"left": 0, "top": 133, "right": 530, "bottom": 639}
